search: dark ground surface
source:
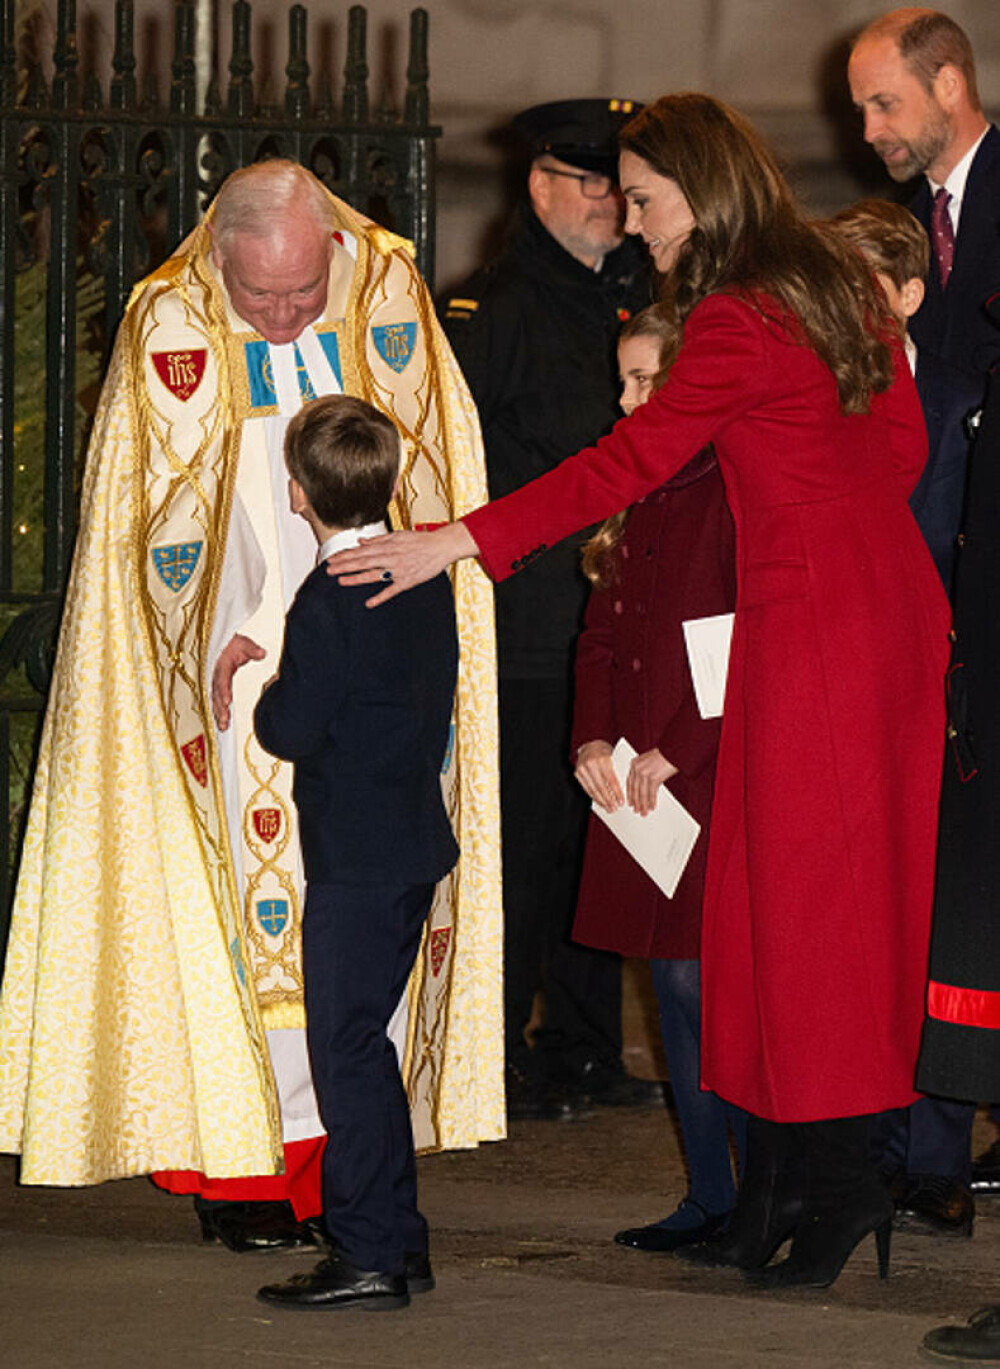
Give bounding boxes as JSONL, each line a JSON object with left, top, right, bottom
{"left": 3, "top": 1102, "right": 1000, "bottom": 1369}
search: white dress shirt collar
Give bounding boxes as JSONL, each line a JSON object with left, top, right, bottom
{"left": 316, "top": 521, "right": 388, "bottom": 565}
{"left": 927, "top": 127, "right": 989, "bottom": 232}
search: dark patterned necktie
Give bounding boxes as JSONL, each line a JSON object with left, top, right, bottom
{"left": 931, "top": 187, "right": 955, "bottom": 288}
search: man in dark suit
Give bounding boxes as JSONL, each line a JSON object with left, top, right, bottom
{"left": 918, "top": 301, "right": 1000, "bottom": 1364}
{"left": 848, "top": 8, "right": 999, "bottom": 1234}
{"left": 849, "top": 8, "right": 1000, "bottom": 382}
{"left": 253, "top": 395, "right": 459, "bottom": 1311}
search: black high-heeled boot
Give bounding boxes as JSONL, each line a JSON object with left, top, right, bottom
{"left": 747, "top": 1115, "right": 892, "bottom": 1289}
{"left": 676, "top": 1116, "right": 804, "bottom": 1270}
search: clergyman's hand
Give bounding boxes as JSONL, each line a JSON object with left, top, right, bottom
{"left": 212, "top": 633, "right": 266, "bottom": 731}
{"left": 325, "top": 522, "right": 479, "bottom": 606}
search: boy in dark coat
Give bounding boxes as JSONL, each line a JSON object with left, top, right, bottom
{"left": 254, "top": 395, "right": 459, "bottom": 1311}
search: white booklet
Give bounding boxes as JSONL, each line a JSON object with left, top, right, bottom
{"left": 682, "top": 612, "right": 734, "bottom": 719}
{"left": 592, "top": 738, "right": 701, "bottom": 899}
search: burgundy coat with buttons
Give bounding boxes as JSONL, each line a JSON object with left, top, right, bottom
{"left": 571, "top": 450, "right": 735, "bottom": 960}
{"left": 465, "top": 292, "right": 950, "bottom": 1122}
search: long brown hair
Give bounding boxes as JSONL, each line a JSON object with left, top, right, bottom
{"left": 582, "top": 306, "right": 675, "bottom": 589}
{"left": 619, "top": 94, "right": 895, "bottom": 413}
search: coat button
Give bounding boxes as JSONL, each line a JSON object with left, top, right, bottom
{"left": 957, "top": 533, "right": 965, "bottom": 547}
{"left": 614, "top": 600, "right": 624, "bottom": 615}
{"left": 632, "top": 658, "right": 642, "bottom": 672}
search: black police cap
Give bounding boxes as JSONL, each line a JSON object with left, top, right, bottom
{"left": 510, "top": 98, "right": 643, "bottom": 177}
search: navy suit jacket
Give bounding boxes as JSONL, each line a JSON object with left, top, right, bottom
{"left": 911, "top": 347, "right": 982, "bottom": 597}
{"left": 910, "top": 124, "right": 1000, "bottom": 382}
{"left": 254, "top": 565, "right": 459, "bottom": 887}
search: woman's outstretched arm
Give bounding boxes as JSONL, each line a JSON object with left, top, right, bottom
{"left": 325, "top": 521, "right": 479, "bottom": 606}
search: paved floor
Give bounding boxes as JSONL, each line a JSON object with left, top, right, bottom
{"left": 3, "top": 1103, "right": 999, "bottom": 1369}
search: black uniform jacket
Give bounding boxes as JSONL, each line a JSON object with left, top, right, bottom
{"left": 910, "top": 124, "right": 1000, "bottom": 382}
{"left": 911, "top": 346, "right": 982, "bottom": 596}
{"left": 254, "top": 566, "right": 459, "bottom": 888}
{"left": 441, "top": 208, "right": 650, "bottom": 679}
{"left": 918, "top": 298, "right": 1000, "bottom": 1102}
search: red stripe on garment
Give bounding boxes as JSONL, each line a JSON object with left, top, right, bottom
{"left": 927, "top": 979, "right": 1000, "bottom": 1030}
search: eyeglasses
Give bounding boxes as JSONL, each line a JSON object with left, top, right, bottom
{"left": 538, "top": 166, "right": 616, "bottom": 200}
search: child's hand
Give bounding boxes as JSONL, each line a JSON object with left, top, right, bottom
{"left": 626, "top": 748, "right": 679, "bottom": 816}
{"left": 574, "top": 740, "right": 623, "bottom": 812}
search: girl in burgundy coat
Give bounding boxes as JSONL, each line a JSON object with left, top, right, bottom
{"left": 572, "top": 309, "right": 744, "bottom": 1252}
{"left": 328, "top": 94, "right": 951, "bottom": 1291}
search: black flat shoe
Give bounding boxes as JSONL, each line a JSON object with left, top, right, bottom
{"left": 615, "top": 1201, "right": 730, "bottom": 1253}
{"left": 922, "top": 1306, "right": 1000, "bottom": 1362}
{"left": 197, "top": 1200, "right": 321, "bottom": 1253}
{"left": 257, "top": 1253, "right": 409, "bottom": 1310}
{"left": 405, "top": 1250, "right": 435, "bottom": 1293}
{"left": 746, "top": 1191, "right": 893, "bottom": 1290}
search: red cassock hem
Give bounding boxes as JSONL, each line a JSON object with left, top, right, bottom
{"left": 927, "top": 979, "right": 1000, "bottom": 1031}
{"left": 151, "top": 1133, "right": 325, "bottom": 1220}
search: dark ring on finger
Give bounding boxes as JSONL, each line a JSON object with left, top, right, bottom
{"left": 379, "top": 569, "right": 393, "bottom": 583}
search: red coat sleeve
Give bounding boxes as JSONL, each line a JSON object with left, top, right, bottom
{"left": 571, "top": 581, "right": 617, "bottom": 757}
{"left": 464, "top": 294, "right": 767, "bottom": 580}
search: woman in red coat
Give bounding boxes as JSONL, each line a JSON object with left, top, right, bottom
{"left": 572, "top": 308, "right": 744, "bottom": 1252}
{"left": 329, "top": 94, "right": 951, "bottom": 1289}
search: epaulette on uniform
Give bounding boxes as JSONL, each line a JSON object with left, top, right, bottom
{"left": 444, "top": 297, "right": 480, "bottom": 322}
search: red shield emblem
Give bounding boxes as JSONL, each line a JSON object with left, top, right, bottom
{"left": 152, "top": 349, "right": 207, "bottom": 402}
{"left": 252, "top": 807, "right": 282, "bottom": 843}
{"left": 430, "top": 926, "right": 451, "bottom": 978}
{"left": 180, "top": 734, "right": 208, "bottom": 787}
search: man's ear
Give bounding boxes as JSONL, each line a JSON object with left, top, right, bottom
{"left": 900, "top": 275, "right": 925, "bottom": 319}
{"left": 528, "top": 162, "right": 551, "bottom": 216}
{"left": 932, "top": 62, "right": 963, "bottom": 114}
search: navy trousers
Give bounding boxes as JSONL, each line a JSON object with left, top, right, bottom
{"left": 303, "top": 880, "right": 434, "bottom": 1274}
{"left": 651, "top": 958, "right": 745, "bottom": 1215}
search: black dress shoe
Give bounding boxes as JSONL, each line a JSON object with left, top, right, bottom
{"left": 615, "top": 1201, "right": 730, "bottom": 1253}
{"left": 257, "top": 1253, "right": 409, "bottom": 1310}
{"left": 972, "top": 1141, "right": 1000, "bottom": 1196}
{"left": 922, "top": 1306, "right": 1000, "bottom": 1362}
{"left": 404, "top": 1250, "right": 435, "bottom": 1294}
{"left": 197, "top": 1200, "right": 322, "bottom": 1253}
{"left": 505, "top": 1063, "right": 583, "bottom": 1122}
{"left": 893, "top": 1174, "right": 974, "bottom": 1237}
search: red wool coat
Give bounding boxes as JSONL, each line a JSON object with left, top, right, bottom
{"left": 571, "top": 451, "right": 736, "bottom": 960}
{"left": 466, "top": 293, "right": 951, "bottom": 1123}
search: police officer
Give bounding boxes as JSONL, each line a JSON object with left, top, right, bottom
{"left": 441, "top": 99, "right": 654, "bottom": 1119}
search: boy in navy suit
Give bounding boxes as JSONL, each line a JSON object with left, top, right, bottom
{"left": 254, "top": 395, "right": 459, "bottom": 1311}
{"left": 832, "top": 200, "right": 982, "bottom": 1238}
{"left": 831, "top": 200, "right": 981, "bottom": 597}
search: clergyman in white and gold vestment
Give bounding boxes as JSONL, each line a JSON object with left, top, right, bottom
{"left": 0, "top": 162, "right": 504, "bottom": 1222}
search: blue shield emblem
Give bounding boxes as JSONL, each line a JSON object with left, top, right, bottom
{"left": 257, "top": 899, "right": 289, "bottom": 938}
{"left": 152, "top": 541, "right": 203, "bottom": 593}
{"left": 372, "top": 323, "right": 417, "bottom": 374}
